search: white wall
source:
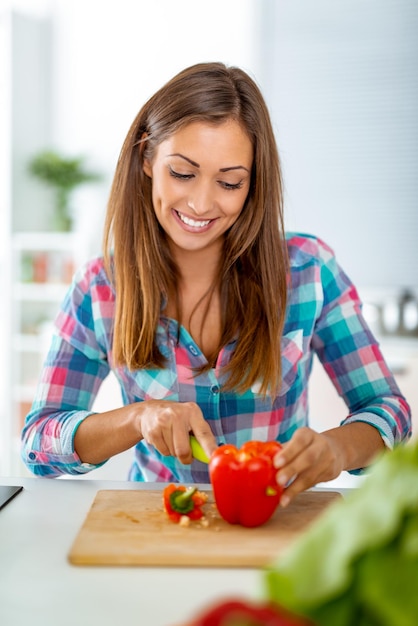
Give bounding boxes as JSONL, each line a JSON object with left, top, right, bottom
{"left": 258, "top": 0, "right": 418, "bottom": 291}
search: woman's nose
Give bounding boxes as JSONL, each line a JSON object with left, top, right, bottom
{"left": 187, "top": 184, "right": 214, "bottom": 215}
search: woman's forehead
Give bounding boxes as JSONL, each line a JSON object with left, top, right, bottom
{"left": 156, "top": 120, "right": 253, "bottom": 165}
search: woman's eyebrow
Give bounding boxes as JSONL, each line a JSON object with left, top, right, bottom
{"left": 168, "top": 153, "right": 249, "bottom": 173}
{"left": 219, "top": 165, "right": 250, "bottom": 173}
{"left": 168, "top": 153, "right": 199, "bottom": 167}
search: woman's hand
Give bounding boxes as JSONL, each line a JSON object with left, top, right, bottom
{"left": 273, "top": 427, "right": 344, "bottom": 507}
{"left": 273, "top": 422, "right": 385, "bottom": 507}
{"left": 137, "top": 400, "right": 217, "bottom": 464}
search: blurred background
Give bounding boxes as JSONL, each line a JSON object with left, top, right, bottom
{"left": 1, "top": 0, "right": 417, "bottom": 478}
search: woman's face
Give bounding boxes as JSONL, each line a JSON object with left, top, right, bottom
{"left": 143, "top": 119, "right": 253, "bottom": 258}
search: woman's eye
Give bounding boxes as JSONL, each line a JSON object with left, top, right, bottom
{"left": 219, "top": 180, "right": 244, "bottom": 191}
{"left": 169, "top": 166, "right": 193, "bottom": 181}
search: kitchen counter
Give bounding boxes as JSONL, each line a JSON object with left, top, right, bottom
{"left": 0, "top": 476, "right": 346, "bottom": 626}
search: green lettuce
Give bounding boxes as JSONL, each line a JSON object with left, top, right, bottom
{"left": 264, "top": 441, "right": 418, "bottom": 625}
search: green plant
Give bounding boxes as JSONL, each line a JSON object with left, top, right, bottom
{"left": 28, "top": 149, "right": 101, "bottom": 231}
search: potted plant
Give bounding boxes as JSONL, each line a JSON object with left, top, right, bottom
{"left": 28, "top": 149, "right": 101, "bottom": 231}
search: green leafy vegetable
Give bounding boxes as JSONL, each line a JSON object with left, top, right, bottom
{"left": 264, "top": 441, "right": 418, "bottom": 625}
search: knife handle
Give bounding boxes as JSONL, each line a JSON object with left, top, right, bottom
{"left": 190, "top": 435, "right": 210, "bottom": 464}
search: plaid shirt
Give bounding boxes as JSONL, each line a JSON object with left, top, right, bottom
{"left": 21, "top": 233, "right": 411, "bottom": 481}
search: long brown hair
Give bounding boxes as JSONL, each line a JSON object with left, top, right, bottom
{"left": 103, "top": 62, "right": 288, "bottom": 394}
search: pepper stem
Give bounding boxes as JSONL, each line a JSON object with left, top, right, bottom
{"left": 170, "top": 487, "right": 197, "bottom": 514}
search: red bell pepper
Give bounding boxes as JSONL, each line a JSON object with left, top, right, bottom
{"left": 183, "top": 597, "right": 314, "bottom": 626}
{"left": 209, "top": 441, "right": 284, "bottom": 528}
{"left": 163, "top": 483, "right": 208, "bottom": 523}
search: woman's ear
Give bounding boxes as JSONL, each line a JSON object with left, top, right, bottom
{"left": 143, "top": 158, "right": 152, "bottom": 178}
{"left": 140, "top": 133, "right": 152, "bottom": 178}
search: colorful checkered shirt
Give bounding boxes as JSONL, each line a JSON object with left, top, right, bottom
{"left": 21, "top": 233, "right": 411, "bottom": 480}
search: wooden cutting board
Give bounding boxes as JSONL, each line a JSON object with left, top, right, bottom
{"left": 68, "top": 489, "right": 340, "bottom": 568}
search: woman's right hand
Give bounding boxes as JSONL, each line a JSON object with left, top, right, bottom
{"left": 137, "top": 400, "right": 217, "bottom": 464}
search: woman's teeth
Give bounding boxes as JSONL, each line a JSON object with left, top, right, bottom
{"left": 177, "top": 211, "right": 211, "bottom": 228}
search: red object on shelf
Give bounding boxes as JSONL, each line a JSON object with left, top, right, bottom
{"left": 32, "top": 253, "right": 48, "bottom": 283}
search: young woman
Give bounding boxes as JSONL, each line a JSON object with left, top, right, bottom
{"left": 21, "top": 62, "right": 411, "bottom": 507}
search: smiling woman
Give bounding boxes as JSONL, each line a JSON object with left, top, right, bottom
{"left": 21, "top": 62, "right": 411, "bottom": 505}
{"left": 103, "top": 63, "right": 286, "bottom": 394}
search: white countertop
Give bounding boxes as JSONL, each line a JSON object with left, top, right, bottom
{"left": 0, "top": 475, "right": 287, "bottom": 626}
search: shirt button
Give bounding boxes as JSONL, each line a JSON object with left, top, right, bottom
{"left": 211, "top": 385, "right": 220, "bottom": 394}
{"left": 28, "top": 452, "right": 36, "bottom": 461}
{"left": 188, "top": 344, "right": 199, "bottom": 356}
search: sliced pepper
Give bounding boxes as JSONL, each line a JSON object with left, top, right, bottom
{"left": 163, "top": 483, "right": 208, "bottom": 523}
{"left": 209, "top": 440, "right": 284, "bottom": 528}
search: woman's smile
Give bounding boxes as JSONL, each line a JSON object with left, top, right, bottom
{"left": 174, "top": 209, "right": 215, "bottom": 231}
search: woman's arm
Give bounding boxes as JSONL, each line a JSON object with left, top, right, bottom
{"left": 22, "top": 334, "right": 216, "bottom": 475}
{"left": 73, "top": 398, "right": 216, "bottom": 466}
{"left": 21, "top": 334, "right": 110, "bottom": 476}
{"left": 21, "top": 311, "right": 217, "bottom": 475}
{"left": 274, "top": 236, "right": 411, "bottom": 505}
{"left": 311, "top": 238, "right": 411, "bottom": 447}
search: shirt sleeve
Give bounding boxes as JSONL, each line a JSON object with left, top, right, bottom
{"left": 310, "top": 239, "right": 412, "bottom": 457}
{"left": 21, "top": 264, "right": 111, "bottom": 477}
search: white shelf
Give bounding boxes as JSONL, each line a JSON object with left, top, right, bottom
{"left": 12, "top": 231, "right": 78, "bottom": 251}
{"left": 13, "top": 281, "right": 69, "bottom": 301}
{"left": 13, "top": 334, "right": 43, "bottom": 352}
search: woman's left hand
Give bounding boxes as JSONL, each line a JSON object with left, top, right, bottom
{"left": 273, "top": 427, "right": 344, "bottom": 507}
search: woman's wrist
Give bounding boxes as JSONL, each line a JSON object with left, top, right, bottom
{"left": 323, "top": 422, "right": 385, "bottom": 473}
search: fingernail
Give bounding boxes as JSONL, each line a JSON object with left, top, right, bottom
{"left": 273, "top": 455, "right": 285, "bottom": 469}
{"left": 277, "top": 473, "right": 288, "bottom": 487}
{"left": 280, "top": 495, "right": 290, "bottom": 508}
